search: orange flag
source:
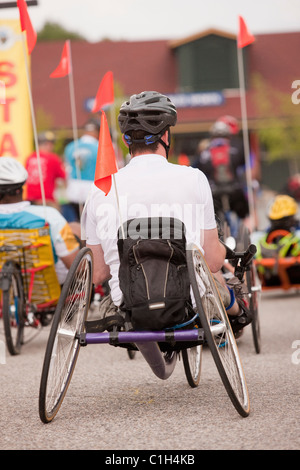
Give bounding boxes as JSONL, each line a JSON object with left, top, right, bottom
{"left": 92, "top": 71, "right": 114, "bottom": 113}
{"left": 50, "top": 41, "right": 71, "bottom": 78}
{"left": 94, "top": 111, "right": 118, "bottom": 195}
{"left": 17, "top": 0, "right": 37, "bottom": 55}
{"left": 237, "top": 16, "right": 255, "bottom": 48}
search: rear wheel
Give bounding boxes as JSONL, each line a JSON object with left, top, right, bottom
{"left": 39, "top": 248, "right": 93, "bottom": 423}
{"left": 1, "top": 262, "right": 25, "bottom": 355}
{"left": 187, "top": 244, "right": 250, "bottom": 417}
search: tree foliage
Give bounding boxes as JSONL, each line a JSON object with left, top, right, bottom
{"left": 251, "top": 73, "right": 300, "bottom": 162}
{"left": 37, "top": 22, "right": 86, "bottom": 41}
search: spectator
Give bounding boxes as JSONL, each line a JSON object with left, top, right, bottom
{"left": 64, "top": 119, "right": 100, "bottom": 222}
{"left": 25, "top": 131, "right": 66, "bottom": 210}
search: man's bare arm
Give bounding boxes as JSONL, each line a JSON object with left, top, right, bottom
{"left": 86, "top": 243, "right": 111, "bottom": 285}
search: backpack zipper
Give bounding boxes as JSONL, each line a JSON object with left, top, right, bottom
{"left": 164, "top": 240, "right": 174, "bottom": 297}
{"left": 133, "top": 242, "right": 150, "bottom": 300}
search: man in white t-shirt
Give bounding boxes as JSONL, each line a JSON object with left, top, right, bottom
{"left": 84, "top": 91, "right": 245, "bottom": 331}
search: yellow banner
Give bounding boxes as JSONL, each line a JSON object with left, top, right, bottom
{"left": 0, "top": 19, "right": 33, "bottom": 164}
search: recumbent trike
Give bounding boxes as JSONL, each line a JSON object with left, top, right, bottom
{"left": 39, "top": 217, "right": 257, "bottom": 423}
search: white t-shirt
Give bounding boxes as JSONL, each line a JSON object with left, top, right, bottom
{"left": 84, "top": 154, "right": 216, "bottom": 305}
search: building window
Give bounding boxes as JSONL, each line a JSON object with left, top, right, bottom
{"left": 174, "top": 33, "right": 242, "bottom": 92}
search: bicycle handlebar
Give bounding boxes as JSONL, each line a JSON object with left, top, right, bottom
{"left": 222, "top": 241, "right": 257, "bottom": 280}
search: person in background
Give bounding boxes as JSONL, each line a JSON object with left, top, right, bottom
{"left": 193, "top": 116, "right": 248, "bottom": 222}
{"left": 285, "top": 173, "right": 300, "bottom": 202}
{"left": 63, "top": 119, "right": 100, "bottom": 222}
{"left": 25, "top": 131, "right": 66, "bottom": 210}
{"left": 253, "top": 194, "right": 300, "bottom": 285}
{"left": 0, "top": 157, "right": 80, "bottom": 284}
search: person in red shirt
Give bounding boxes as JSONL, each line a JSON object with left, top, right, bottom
{"left": 25, "top": 131, "right": 66, "bottom": 210}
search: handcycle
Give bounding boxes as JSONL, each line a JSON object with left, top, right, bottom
{"left": 253, "top": 228, "right": 300, "bottom": 292}
{"left": 38, "top": 218, "right": 257, "bottom": 423}
{"left": 0, "top": 225, "right": 61, "bottom": 355}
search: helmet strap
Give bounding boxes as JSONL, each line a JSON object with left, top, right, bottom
{"left": 124, "top": 128, "right": 171, "bottom": 159}
{"left": 158, "top": 129, "right": 170, "bottom": 159}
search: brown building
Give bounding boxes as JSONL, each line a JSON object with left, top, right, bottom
{"left": 31, "top": 29, "right": 300, "bottom": 190}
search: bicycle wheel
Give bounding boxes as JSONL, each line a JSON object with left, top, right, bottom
{"left": 247, "top": 264, "right": 261, "bottom": 354}
{"left": 39, "top": 248, "right": 93, "bottom": 423}
{"left": 187, "top": 244, "right": 250, "bottom": 417}
{"left": 237, "top": 223, "right": 261, "bottom": 354}
{"left": 127, "top": 348, "right": 137, "bottom": 360}
{"left": 1, "top": 262, "right": 25, "bottom": 356}
{"left": 182, "top": 345, "right": 202, "bottom": 387}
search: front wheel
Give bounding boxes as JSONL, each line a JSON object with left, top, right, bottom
{"left": 182, "top": 345, "right": 202, "bottom": 387}
{"left": 247, "top": 265, "right": 261, "bottom": 354}
{"left": 237, "top": 223, "right": 261, "bottom": 354}
{"left": 1, "top": 262, "right": 25, "bottom": 356}
{"left": 39, "top": 248, "right": 93, "bottom": 423}
{"left": 187, "top": 244, "right": 250, "bottom": 417}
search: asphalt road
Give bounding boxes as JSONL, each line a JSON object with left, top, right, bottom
{"left": 0, "top": 288, "right": 300, "bottom": 452}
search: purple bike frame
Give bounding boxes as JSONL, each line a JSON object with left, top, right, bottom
{"left": 82, "top": 328, "right": 203, "bottom": 345}
{"left": 79, "top": 328, "right": 204, "bottom": 380}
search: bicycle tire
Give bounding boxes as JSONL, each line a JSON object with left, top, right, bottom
{"left": 39, "top": 248, "right": 93, "bottom": 423}
{"left": 182, "top": 345, "right": 202, "bottom": 388}
{"left": 187, "top": 244, "right": 250, "bottom": 417}
{"left": 1, "top": 262, "right": 25, "bottom": 356}
{"left": 127, "top": 348, "right": 137, "bottom": 360}
{"left": 237, "top": 224, "right": 261, "bottom": 354}
{"left": 247, "top": 266, "right": 261, "bottom": 354}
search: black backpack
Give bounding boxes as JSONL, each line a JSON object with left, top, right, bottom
{"left": 117, "top": 217, "right": 190, "bottom": 330}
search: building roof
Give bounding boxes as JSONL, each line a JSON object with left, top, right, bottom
{"left": 168, "top": 28, "right": 237, "bottom": 48}
{"left": 31, "top": 30, "right": 300, "bottom": 133}
{"left": 32, "top": 39, "right": 177, "bottom": 130}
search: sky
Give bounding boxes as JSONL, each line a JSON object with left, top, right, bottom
{"left": 1, "top": 0, "right": 300, "bottom": 42}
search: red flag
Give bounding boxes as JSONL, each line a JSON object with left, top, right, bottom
{"left": 237, "top": 16, "right": 255, "bottom": 48}
{"left": 94, "top": 111, "right": 118, "bottom": 195}
{"left": 50, "top": 41, "right": 71, "bottom": 78}
{"left": 92, "top": 71, "right": 114, "bottom": 113}
{"left": 17, "top": 0, "right": 37, "bottom": 55}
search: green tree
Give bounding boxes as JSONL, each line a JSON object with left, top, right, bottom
{"left": 252, "top": 73, "right": 300, "bottom": 164}
{"left": 37, "top": 22, "right": 86, "bottom": 41}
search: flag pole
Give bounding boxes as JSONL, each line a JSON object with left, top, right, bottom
{"left": 112, "top": 173, "right": 125, "bottom": 239}
{"left": 67, "top": 40, "right": 83, "bottom": 217}
{"left": 237, "top": 44, "right": 256, "bottom": 231}
{"left": 108, "top": 107, "right": 124, "bottom": 238}
{"left": 20, "top": 31, "right": 47, "bottom": 212}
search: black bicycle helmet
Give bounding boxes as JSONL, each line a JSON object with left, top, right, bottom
{"left": 118, "top": 91, "right": 177, "bottom": 135}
